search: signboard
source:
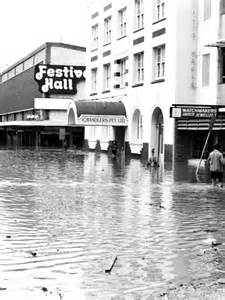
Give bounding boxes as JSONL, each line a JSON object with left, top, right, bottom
{"left": 34, "top": 64, "right": 85, "bottom": 95}
{"left": 170, "top": 106, "right": 217, "bottom": 118}
{"left": 77, "top": 115, "right": 128, "bottom": 126}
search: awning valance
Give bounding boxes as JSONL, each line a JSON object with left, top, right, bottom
{"left": 70, "top": 100, "right": 128, "bottom": 126}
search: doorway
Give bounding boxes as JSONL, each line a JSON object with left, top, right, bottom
{"left": 151, "top": 107, "right": 164, "bottom": 163}
{"left": 113, "top": 126, "right": 126, "bottom": 152}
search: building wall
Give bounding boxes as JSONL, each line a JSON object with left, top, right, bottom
{"left": 196, "top": 0, "right": 220, "bottom": 106}
{"left": 86, "top": 0, "right": 197, "bottom": 161}
{"left": 0, "top": 66, "right": 42, "bottom": 114}
{"left": 50, "top": 46, "right": 86, "bottom": 66}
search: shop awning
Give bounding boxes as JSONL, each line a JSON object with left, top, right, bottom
{"left": 73, "top": 100, "right": 128, "bottom": 126}
{"left": 205, "top": 39, "right": 225, "bottom": 47}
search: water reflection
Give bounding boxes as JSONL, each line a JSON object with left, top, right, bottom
{"left": 0, "top": 149, "right": 224, "bottom": 299}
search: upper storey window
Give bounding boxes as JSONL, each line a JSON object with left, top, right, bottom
{"left": 203, "top": 0, "right": 211, "bottom": 20}
{"left": 220, "top": 47, "right": 225, "bottom": 84}
{"left": 134, "top": 0, "right": 144, "bottom": 30}
{"left": 154, "top": 0, "right": 165, "bottom": 22}
{"left": 153, "top": 45, "right": 165, "bottom": 80}
{"left": 104, "top": 16, "right": 112, "bottom": 45}
{"left": 134, "top": 52, "right": 144, "bottom": 84}
{"left": 118, "top": 7, "right": 127, "bottom": 38}
{"left": 221, "top": 0, "right": 225, "bottom": 14}
{"left": 92, "top": 24, "right": 99, "bottom": 50}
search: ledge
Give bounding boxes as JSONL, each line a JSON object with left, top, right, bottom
{"left": 133, "top": 27, "right": 144, "bottom": 34}
{"left": 103, "top": 42, "right": 111, "bottom": 47}
{"left": 90, "top": 92, "right": 97, "bottom": 96}
{"left": 102, "top": 90, "right": 110, "bottom": 94}
{"left": 132, "top": 83, "right": 144, "bottom": 88}
{"left": 151, "top": 79, "right": 165, "bottom": 84}
{"left": 117, "top": 35, "right": 127, "bottom": 41}
{"left": 152, "top": 18, "right": 166, "bottom": 25}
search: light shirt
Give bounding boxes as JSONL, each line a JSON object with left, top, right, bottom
{"left": 208, "top": 149, "right": 223, "bottom": 172}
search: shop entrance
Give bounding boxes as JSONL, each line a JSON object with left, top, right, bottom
{"left": 113, "top": 126, "right": 126, "bottom": 153}
{"left": 151, "top": 107, "right": 164, "bottom": 164}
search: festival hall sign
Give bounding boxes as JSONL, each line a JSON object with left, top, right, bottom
{"left": 34, "top": 64, "right": 85, "bottom": 95}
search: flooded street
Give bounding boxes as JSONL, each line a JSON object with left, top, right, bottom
{"left": 0, "top": 149, "right": 225, "bottom": 299}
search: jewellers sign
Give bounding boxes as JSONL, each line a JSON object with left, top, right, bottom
{"left": 77, "top": 115, "right": 128, "bottom": 126}
{"left": 34, "top": 64, "right": 85, "bottom": 95}
{"left": 170, "top": 106, "right": 217, "bottom": 118}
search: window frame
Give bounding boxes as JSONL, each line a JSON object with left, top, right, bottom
{"left": 103, "top": 63, "right": 111, "bottom": 91}
{"left": 104, "top": 16, "right": 112, "bottom": 45}
{"left": 118, "top": 7, "right": 127, "bottom": 38}
{"left": 153, "top": 44, "right": 165, "bottom": 80}
{"left": 202, "top": 53, "right": 210, "bottom": 86}
{"left": 220, "top": 47, "right": 225, "bottom": 84}
{"left": 91, "top": 68, "right": 98, "bottom": 93}
{"left": 120, "top": 58, "right": 127, "bottom": 87}
{"left": 134, "top": 52, "right": 144, "bottom": 84}
{"left": 91, "top": 24, "right": 99, "bottom": 50}
{"left": 203, "top": 0, "right": 211, "bottom": 20}
{"left": 134, "top": 0, "right": 144, "bottom": 30}
{"left": 154, "top": 0, "right": 165, "bottom": 23}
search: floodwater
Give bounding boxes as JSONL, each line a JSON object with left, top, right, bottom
{"left": 0, "top": 149, "right": 225, "bottom": 300}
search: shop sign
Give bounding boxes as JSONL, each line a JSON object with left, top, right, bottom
{"left": 77, "top": 115, "right": 128, "bottom": 126}
{"left": 34, "top": 64, "right": 85, "bottom": 95}
{"left": 170, "top": 106, "right": 217, "bottom": 118}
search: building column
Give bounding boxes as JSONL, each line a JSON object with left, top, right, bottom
{"left": 35, "top": 131, "right": 40, "bottom": 149}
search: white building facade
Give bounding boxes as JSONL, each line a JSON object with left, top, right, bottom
{"left": 84, "top": 0, "right": 199, "bottom": 163}
{"left": 174, "top": 0, "right": 225, "bottom": 160}
{"left": 85, "top": 0, "right": 225, "bottom": 163}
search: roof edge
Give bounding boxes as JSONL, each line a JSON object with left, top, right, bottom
{"left": 0, "top": 42, "right": 86, "bottom": 76}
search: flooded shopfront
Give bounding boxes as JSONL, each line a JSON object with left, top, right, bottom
{"left": 0, "top": 148, "right": 225, "bottom": 299}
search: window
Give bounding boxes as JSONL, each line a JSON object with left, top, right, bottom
{"left": 15, "top": 64, "right": 23, "bottom": 75}
{"left": 1, "top": 73, "right": 8, "bottom": 82}
{"left": 204, "top": 0, "right": 211, "bottom": 20}
{"left": 134, "top": 52, "right": 144, "bottom": 84}
{"left": 202, "top": 54, "right": 210, "bottom": 86}
{"left": 104, "top": 17, "right": 112, "bottom": 44}
{"left": 92, "top": 24, "right": 98, "bottom": 50}
{"left": 221, "top": 0, "right": 225, "bottom": 14}
{"left": 135, "top": 0, "right": 144, "bottom": 30}
{"left": 103, "top": 63, "right": 111, "bottom": 91}
{"left": 91, "top": 68, "right": 98, "bottom": 93}
{"left": 221, "top": 47, "right": 225, "bottom": 83}
{"left": 120, "top": 59, "right": 127, "bottom": 87}
{"left": 24, "top": 57, "right": 34, "bottom": 70}
{"left": 154, "top": 0, "right": 165, "bottom": 22}
{"left": 8, "top": 69, "right": 15, "bottom": 79}
{"left": 132, "top": 109, "right": 143, "bottom": 140}
{"left": 118, "top": 8, "right": 127, "bottom": 38}
{"left": 153, "top": 45, "right": 165, "bottom": 80}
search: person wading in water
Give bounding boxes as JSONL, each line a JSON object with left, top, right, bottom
{"left": 207, "top": 143, "right": 224, "bottom": 187}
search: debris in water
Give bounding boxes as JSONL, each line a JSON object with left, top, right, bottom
{"left": 212, "top": 241, "right": 222, "bottom": 247}
{"left": 105, "top": 256, "right": 118, "bottom": 273}
{"left": 30, "top": 251, "right": 37, "bottom": 257}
